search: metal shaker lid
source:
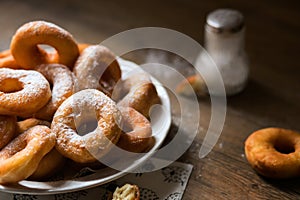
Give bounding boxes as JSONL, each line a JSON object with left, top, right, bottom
{"left": 206, "top": 9, "right": 244, "bottom": 33}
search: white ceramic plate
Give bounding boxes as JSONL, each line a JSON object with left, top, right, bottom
{"left": 0, "top": 58, "right": 171, "bottom": 195}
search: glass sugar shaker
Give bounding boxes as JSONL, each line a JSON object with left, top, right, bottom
{"left": 204, "top": 8, "right": 249, "bottom": 96}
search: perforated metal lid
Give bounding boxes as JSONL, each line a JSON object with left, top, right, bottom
{"left": 206, "top": 9, "right": 244, "bottom": 33}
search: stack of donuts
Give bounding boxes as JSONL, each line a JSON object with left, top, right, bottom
{"left": 0, "top": 21, "right": 160, "bottom": 184}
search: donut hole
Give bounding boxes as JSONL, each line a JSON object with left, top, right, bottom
{"left": 0, "top": 78, "right": 23, "bottom": 93}
{"left": 274, "top": 139, "right": 295, "bottom": 154}
{"left": 120, "top": 121, "right": 133, "bottom": 133}
{"left": 77, "top": 119, "right": 98, "bottom": 136}
{"left": 3, "top": 136, "right": 28, "bottom": 158}
{"left": 38, "top": 44, "right": 58, "bottom": 63}
{"left": 38, "top": 44, "right": 56, "bottom": 54}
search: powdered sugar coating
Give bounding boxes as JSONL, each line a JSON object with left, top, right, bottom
{"left": 52, "top": 89, "right": 122, "bottom": 163}
{"left": 73, "top": 45, "right": 121, "bottom": 96}
{"left": 0, "top": 115, "right": 16, "bottom": 149}
{"left": 34, "top": 64, "right": 75, "bottom": 120}
{"left": 17, "top": 21, "right": 69, "bottom": 37}
{"left": 0, "top": 125, "right": 55, "bottom": 184}
{"left": 0, "top": 68, "right": 51, "bottom": 117}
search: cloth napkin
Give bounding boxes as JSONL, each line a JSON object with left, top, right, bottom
{"left": 0, "top": 161, "right": 193, "bottom": 200}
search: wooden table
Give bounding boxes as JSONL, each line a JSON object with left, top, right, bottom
{"left": 0, "top": 0, "right": 299, "bottom": 199}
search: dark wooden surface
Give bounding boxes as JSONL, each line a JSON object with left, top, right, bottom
{"left": 1, "top": 0, "right": 300, "bottom": 199}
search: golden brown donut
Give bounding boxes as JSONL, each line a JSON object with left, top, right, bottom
{"left": 176, "top": 74, "right": 207, "bottom": 97}
{"left": 16, "top": 118, "right": 51, "bottom": 135}
{"left": 10, "top": 21, "right": 79, "bottom": 69}
{"left": 73, "top": 45, "right": 121, "bottom": 96}
{"left": 117, "top": 107, "right": 155, "bottom": 153}
{"left": 115, "top": 72, "right": 161, "bottom": 118}
{"left": 0, "top": 115, "right": 17, "bottom": 149}
{"left": 78, "top": 43, "right": 90, "bottom": 53}
{"left": 0, "top": 125, "right": 55, "bottom": 184}
{"left": 112, "top": 184, "right": 140, "bottom": 200}
{"left": 33, "top": 63, "right": 75, "bottom": 120}
{"left": 245, "top": 127, "right": 300, "bottom": 179}
{"left": 0, "top": 42, "right": 87, "bottom": 69}
{"left": 0, "top": 49, "right": 20, "bottom": 69}
{"left": 15, "top": 118, "right": 65, "bottom": 180}
{"left": 52, "top": 89, "right": 122, "bottom": 163}
{"left": 0, "top": 49, "right": 10, "bottom": 58}
{"left": 40, "top": 43, "right": 91, "bottom": 66}
{"left": 0, "top": 55, "right": 19, "bottom": 69}
{"left": 0, "top": 68, "right": 51, "bottom": 117}
{"left": 29, "top": 148, "right": 65, "bottom": 180}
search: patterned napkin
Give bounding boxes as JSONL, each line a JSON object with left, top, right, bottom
{"left": 0, "top": 161, "right": 193, "bottom": 200}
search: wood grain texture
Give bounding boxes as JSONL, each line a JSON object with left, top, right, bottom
{"left": 0, "top": 0, "right": 300, "bottom": 199}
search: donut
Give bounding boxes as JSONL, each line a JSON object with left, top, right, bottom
{"left": 0, "top": 42, "right": 87, "bottom": 70}
{"left": 10, "top": 21, "right": 79, "bottom": 69}
{"left": 117, "top": 107, "right": 155, "bottom": 153}
{"left": 78, "top": 43, "right": 90, "bottom": 53}
{"left": 0, "top": 49, "right": 10, "bottom": 58}
{"left": 0, "top": 68, "right": 51, "bottom": 117}
{"left": 176, "top": 74, "right": 207, "bottom": 97}
{"left": 15, "top": 118, "right": 65, "bottom": 180}
{"left": 34, "top": 63, "right": 75, "bottom": 120}
{"left": 245, "top": 127, "right": 300, "bottom": 179}
{"left": 40, "top": 43, "right": 91, "bottom": 65}
{"left": 29, "top": 148, "right": 65, "bottom": 180}
{"left": 0, "top": 115, "right": 17, "bottom": 149}
{"left": 112, "top": 184, "right": 140, "bottom": 200}
{"left": 0, "top": 55, "right": 19, "bottom": 69}
{"left": 0, "top": 125, "right": 55, "bottom": 184}
{"left": 115, "top": 72, "right": 161, "bottom": 118}
{"left": 52, "top": 89, "right": 122, "bottom": 163}
{"left": 73, "top": 45, "right": 121, "bottom": 96}
{"left": 16, "top": 118, "right": 51, "bottom": 135}
{"left": 0, "top": 49, "right": 20, "bottom": 69}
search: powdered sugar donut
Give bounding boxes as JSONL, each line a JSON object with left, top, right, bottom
{"left": 34, "top": 63, "right": 75, "bottom": 121}
{"left": 0, "top": 68, "right": 51, "bottom": 117}
{"left": 15, "top": 118, "right": 65, "bottom": 180}
{"left": 0, "top": 115, "right": 17, "bottom": 149}
{"left": 73, "top": 45, "right": 121, "bottom": 96}
{"left": 0, "top": 125, "right": 55, "bottom": 184}
{"left": 52, "top": 89, "right": 122, "bottom": 163}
